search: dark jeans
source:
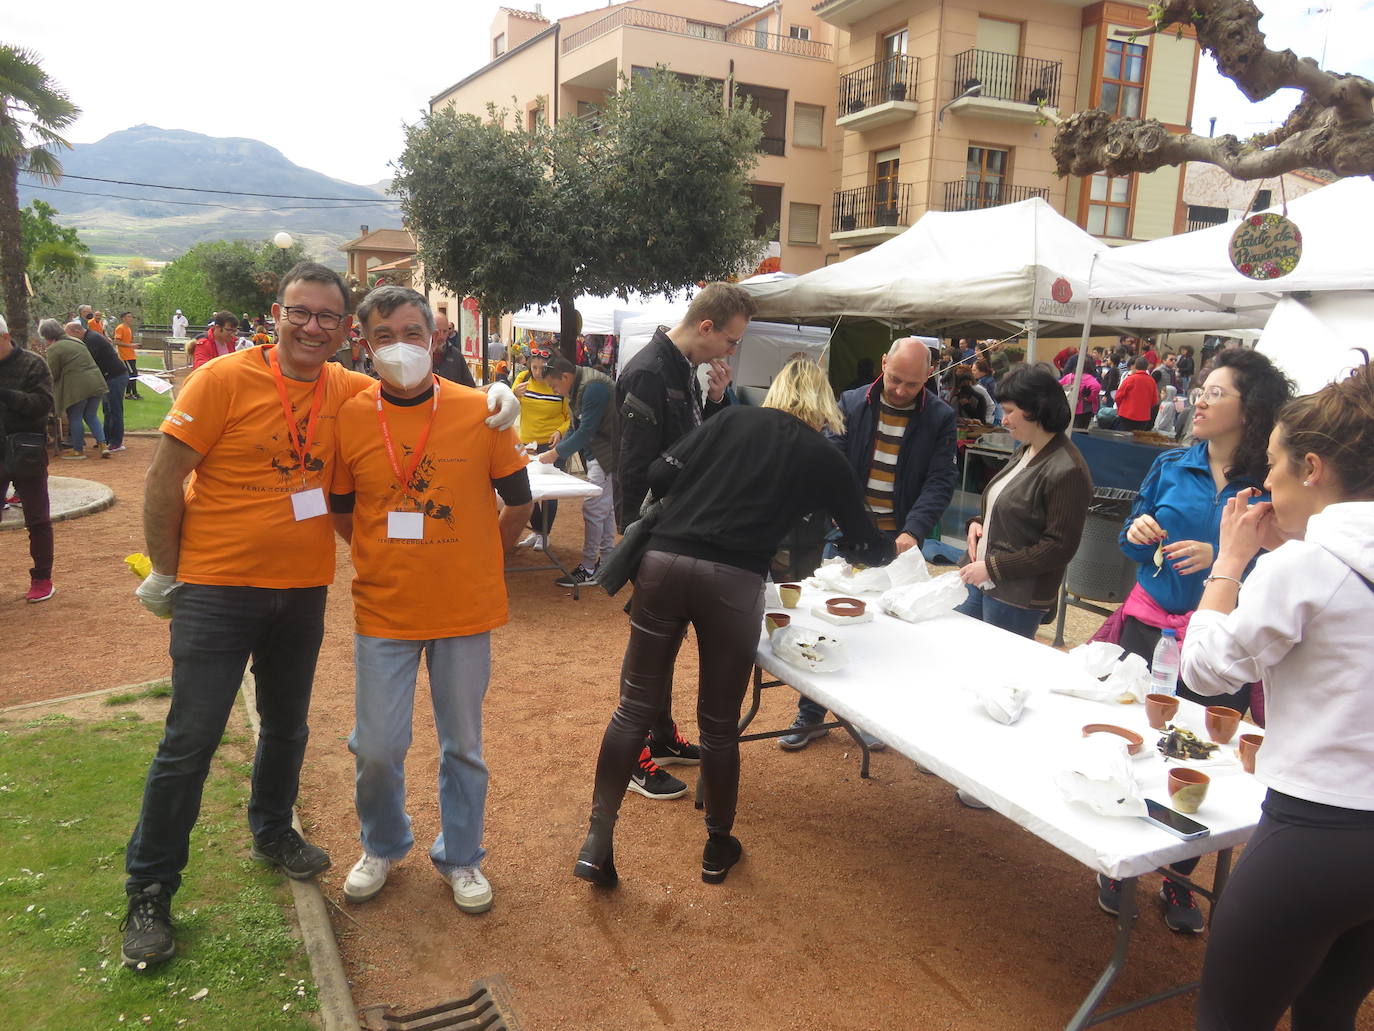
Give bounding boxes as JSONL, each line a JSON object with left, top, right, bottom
{"left": 591, "top": 551, "right": 763, "bottom": 838}
{"left": 528, "top": 442, "right": 560, "bottom": 535}
{"left": 954, "top": 583, "right": 1045, "bottom": 638}
{"left": 1198, "top": 791, "right": 1374, "bottom": 1030}
{"left": 103, "top": 373, "right": 128, "bottom": 448}
{"left": 0, "top": 461, "right": 53, "bottom": 580}
{"left": 124, "top": 359, "right": 141, "bottom": 395}
{"left": 1072, "top": 411, "right": 1093, "bottom": 430}
{"left": 125, "top": 584, "right": 327, "bottom": 896}
{"left": 1117, "top": 417, "right": 1153, "bottom": 431}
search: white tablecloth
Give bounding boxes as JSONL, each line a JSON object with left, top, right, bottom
{"left": 757, "top": 582, "right": 1265, "bottom": 879}
{"left": 523, "top": 462, "right": 602, "bottom": 502}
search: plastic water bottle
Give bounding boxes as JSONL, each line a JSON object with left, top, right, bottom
{"left": 1151, "top": 628, "right": 1180, "bottom": 696}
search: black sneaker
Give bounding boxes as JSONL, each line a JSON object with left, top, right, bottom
{"left": 1096, "top": 874, "right": 1123, "bottom": 916}
{"left": 627, "top": 747, "right": 687, "bottom": 800}
{"left": 648, "top": 724, "right": 700, "bottom": 766}
{"left": 120, "top": 883, "right": 175, "bottom": 969}
{"left": 250, "top": 827, "right": 331, "bottom": 880}
{"left": 1159, "top": 879, "right": 1204, "bottom": 934}
{"left": 778, "top": 713, "right": 829, "bottom": 751}
{"left": 702, "top": 834, "right": 743, "bottom": 884}
{"left": 555, "top": 564, "right": 598, "bottom": 589}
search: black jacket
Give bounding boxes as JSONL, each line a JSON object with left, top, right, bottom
{"left": 83, "top": 330, "right": 126, "bottom": 380}
{"left": 614, "top": 327, "right": 727, "bottom": 530}
{"left": 433, "top": 341, "right": 476, "bottom": 388}
{"left": 831, "top": 380, "right": 958, "bottom": 543}
{"left": 0, "top": 347, "right": 55, "bottom": 437}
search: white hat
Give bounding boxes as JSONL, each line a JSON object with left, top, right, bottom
{"left": 175, "top": 309, "right": 183, "bottom": 314}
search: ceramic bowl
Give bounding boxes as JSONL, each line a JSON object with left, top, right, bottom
{"left": 825, "top": 596, "right": 866, "bottom": 618}
{"left": 1168, "top": 767, "right": 1210, "bottom": 813}
{"left": 1205, "top": 705, "right": 1242, "bottom": 745}
{"left": 1082, "top": 723, "right": 1145, "bottom": 756}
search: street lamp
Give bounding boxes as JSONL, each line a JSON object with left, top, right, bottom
{"left": 273, "top": 231, "right": 293, "bottom": 250}
{"left": 938, "top": 80, "right": 983, "bottom": 128}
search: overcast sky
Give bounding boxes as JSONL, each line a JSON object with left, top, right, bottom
{"left": 5, "top": 0, "right": 1372, "bottom": 186}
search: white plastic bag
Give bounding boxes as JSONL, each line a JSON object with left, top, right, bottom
{"left": 1054, "top": 735, "right": 1147, "bottom": 818}
{"left": 770, "top": 626, "right": 849, "bottom": 672}
{"left": 880, "top": 572, "right": 966, "bottom": 623}
{"left": 1069, "top": 641, "right": 1124, "bottom": 680}
{"left": 1103, "top": 652, "right": 1152, "bottom": 704}
{"left": 973, "top": 683, "right": 1031, "bottom": 726}
{"left": 885, "top": 546, "right": 932, "bottom": 588}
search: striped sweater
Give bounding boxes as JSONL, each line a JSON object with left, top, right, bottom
{"left": 865, "top": 398, "right": 915, "bottom": 531}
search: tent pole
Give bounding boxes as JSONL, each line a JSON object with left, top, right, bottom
{"left": 1068, "top": 308, "right": 1094, "bottom": 436}
{"left": 1027, "top": 319, "right": 1039, "bottom": 363}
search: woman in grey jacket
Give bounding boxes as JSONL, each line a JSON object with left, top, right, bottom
{"left": 958, "top": 363, "right": 1092, "bottom": 636}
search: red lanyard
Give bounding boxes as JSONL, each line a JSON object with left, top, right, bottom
{"left": 268, "top": 347, "right": 327, "bottom": 490}
{"left": 375, "top": 377, "right": 441, "bottom": 502}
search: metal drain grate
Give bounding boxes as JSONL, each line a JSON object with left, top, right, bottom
{"left": 360, "top": 976, "right": 524, "bottom": 1031}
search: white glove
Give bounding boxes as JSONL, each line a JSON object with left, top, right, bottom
{"left": 484, "top": 382, "right": 519, "bottom": 431}
{"left": 135, "top": 571, "right": 181, "bottom": 619}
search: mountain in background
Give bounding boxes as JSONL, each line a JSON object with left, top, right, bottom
{"left": 17, "top": 125, "right": 403, "bottom": 266}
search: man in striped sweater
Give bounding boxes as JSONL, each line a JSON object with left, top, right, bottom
{"left": 780, "top": 337, "right": 958, "bottom": 749}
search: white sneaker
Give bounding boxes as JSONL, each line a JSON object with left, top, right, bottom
{"left": 343, "top": 853, "right": 392, "bottom": 902}
{"left": 516, "top": 533, "right": 539, "bottom": 548}
{"left": 445, "top": 865, "right": 493, "bottom": 914}
{"left": 532, "top": 534, "right": 548, "bottom": 552}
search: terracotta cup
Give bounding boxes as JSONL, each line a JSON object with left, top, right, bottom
{"left": 764, "top": 612, "right": 791, "bottom": 635}
{"left": 778, "top": 583, "right": 802, "bottom": 609}
{"left": 1205, "top": 705, "right": 1243, "bottom": 745}
{"left": 826, "top": 596, "right": 866, "bottom": 618}
{"left": 1082, "top": 723, "right": 1145, "bottom": 756}
{"left": 1145, "top": 693, "right": 1180, "bottom": 731}
{"left": 1168, "top": 767, "right": 1210, "bottom": 814}
{"left": 1238, "top": 733, "right": 1264, "bottom": 774}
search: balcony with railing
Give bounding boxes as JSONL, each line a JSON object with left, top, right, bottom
{"left": 1186, "top": 215, "right": 1228, "bottom": 232}
{"left": 836, "top": 55, "right": 919, "bottom": 132}
{"left": 942, "top": 181, "right": 1049, "bottom": 212}
{"left": 944, "top": 49, "right": 1063, "bottom": 124}
{"left": 562, "top": 8, "right": 832, "bottom": 59}
{"left": 831, "top": 182, "right": 912, "bottom": 244}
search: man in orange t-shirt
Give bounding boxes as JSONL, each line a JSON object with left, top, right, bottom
{"left": 113, "top": 311, "right": 142, "bottom": 399}
{"left": 329, "top": 285, "right": 532, "bottom": 914}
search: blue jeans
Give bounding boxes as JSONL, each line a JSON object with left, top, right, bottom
{"left": 953, "top": 583, "right": 1045, "bottom": 638}
{"left": 103, "top": 373, "right": 128, "bottom": 448}
{"left": 125, "top": 584, "right": 327, "bottom": 895}
{"left": 65, "top": 395, "right": 104, "bottom": 452}
{"left": 351, "top": 633, "right": 491, "bottom": 872}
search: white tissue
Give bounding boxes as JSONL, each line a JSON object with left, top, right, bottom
{"left": 973, "top": 683, "right": 1031, "bottom": 725}
{"left": 1069, "top": 641, "right": 1125, "bottom": 679}
{"left": 770, "top": 626, "right": 849, "bottom": 672}
{"left": 1054, "top": 735, "right": 1147, "bottom": 818}
{"left": 880, "top": 572, "right": 967, "bottom": 623}
{"left": 1104, "top": 652, "right": 1152, "bottom": 704}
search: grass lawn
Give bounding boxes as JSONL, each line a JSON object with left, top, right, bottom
{"left": 0, "top": 692, "right": 319, "bottom": 1031}
{"left": 125, "top": 353, "right": 173, "bottom": 433}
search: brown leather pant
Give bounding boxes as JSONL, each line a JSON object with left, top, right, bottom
{"left": 590, "top": 550, "right": 764, "bottom": 839}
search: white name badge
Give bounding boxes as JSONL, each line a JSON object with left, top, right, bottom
{"left": 387, "top": 511, "right": 425, "bottom": 540}
{"left": 291, "top": 487, "right": 328, "bottom": 522}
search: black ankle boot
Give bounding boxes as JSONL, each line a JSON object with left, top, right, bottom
{"left": 702, "top": 833, "right": 743, "bottom": 884}
{"left": 573, "top": 831, "right": 618, "bottom": 888}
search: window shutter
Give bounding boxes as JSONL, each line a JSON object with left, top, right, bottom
{"left": 788, "top": 203, "right": 821, "bottom": 245}
{"left": 794, "top": 104, "right": 824, "bottom": 149}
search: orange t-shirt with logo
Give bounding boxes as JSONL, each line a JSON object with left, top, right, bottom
{"left": 333, "top": 381, "right": 528, "bottom": 640}
{"left": 160, "top": 345, "right": 373, "bottom": 588}
{"left": 113, "top": 323, "right": 136, "bottom": 361}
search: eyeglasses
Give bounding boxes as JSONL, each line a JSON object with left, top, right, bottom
{"left": 280, "top": 305, "right": 345, "bottom": 331}
{"left": 1198, "top": 386, "right": 1238, "bottom": 404}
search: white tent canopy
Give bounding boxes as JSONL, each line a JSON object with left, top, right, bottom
{"left": 512, "top": 290, "right": 691, "bottom": 335}
{"left": 1257, "top": 291, "right": 1374, "bottom": 396}
{"left": 1089, "top": 176, "right": 1374, "bottom": 318}
{"left": 739, "top": 197, "right": 1252, "bottom": 332}
{"left": 617, "top": 316, "right": 831, "bottom": 387}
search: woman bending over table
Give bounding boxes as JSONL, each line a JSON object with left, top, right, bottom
{"left": 1183, "top": 360, "right": 1374, "bottom": 1031}
{"left": 573, "top": 359, "right": 892, "bottom": 889}
{"left": 1098, "top": 349, "right": 1291, "bottom": 934}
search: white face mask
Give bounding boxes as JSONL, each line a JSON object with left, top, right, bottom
{"left": 371, "top": 342, "right": 433, "bottom": 390}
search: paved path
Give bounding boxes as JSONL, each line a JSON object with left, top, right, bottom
{"left": 0, "top": 475, "right": 115, "bottom": 531}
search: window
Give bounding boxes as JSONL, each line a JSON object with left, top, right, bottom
{"left": 751, "top": 184, "right": 783, "bottom": 242}
{"left": 686, "top": 20, "right": 725, "bottom": 41}
{"left": 756, "top": 16, "right": 771, "bottom": 48}
{"left": 1099, "top": 39, "right": 1146, "bottom": 118}
{"left": 1251, "top": 189, "right": 1273, "bottom": 212}
{"left": 737, "top": 83, "right": 788, "bottom": 156}
{"left": 788, "top": 202, "right": 821, "bottom": 245}
{"left": 789, "top": 25, "right": 812, "bottom": 40}
{"left": 1086, "top": 174, "right": 1132, "bottom": 237}
{"left": 881, "top": 28, "right": 909, "bottom": 94}
{"left": 793, "top": 103, "right": 824, "bottom": 149}
{"left": 963, "top": 146, "right": 1008, "bottom": 208}
{"left": 875, "top": 147, "right": 901, "bottom": 219}
{"left": 493, "top": 33, "right": 506, "bottom": 59}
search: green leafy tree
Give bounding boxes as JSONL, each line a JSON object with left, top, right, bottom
{"left": 394, "top": 69, "right": 766, "bottom": 358}
{"left": 145, "top": 251, "right": 214, "bottom": 326}
{"left": 28, "top": 239, "right": 92, "bottom": 275}
{"left": 30, "top": 266, "right": 144, "bottom": 325}
{"left": 0, "top": 46, "right": 78, "bottom": 343}
{"left": 143, "top": 236, "right": 307, "bottom": 326}
{"left": 20, "top": 198, "right": 87, "bottom": 263}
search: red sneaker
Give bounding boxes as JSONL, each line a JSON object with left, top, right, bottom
{"left": 25, "top": 579, "right": 55, "bottom": 603}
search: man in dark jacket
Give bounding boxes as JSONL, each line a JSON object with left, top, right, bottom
{"left": 613, "top": 281, "right": 756, "bottom": 800}
{"left": 0, "top": 314, "right": 57, "bottom": 601}
{"left": 80, "top": 319, "right": 130, "bottom": 452}
{"left": 541, "top": 356, "right": 618, "bottom": 587}
{"left": 781, "top": 336, "right": 959, "bottom": 749}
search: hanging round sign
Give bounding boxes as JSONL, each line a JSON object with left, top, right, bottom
{"left": 1229, "top": 212, "right": 1302, "bottom": 281}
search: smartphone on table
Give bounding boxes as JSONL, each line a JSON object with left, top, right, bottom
{"left": 1140, "top": 798, "right": 1210, "bottom": 841}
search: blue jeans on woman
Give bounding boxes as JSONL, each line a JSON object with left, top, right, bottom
{"left": 954, "top": 583, "right": 1045, "bottom": 638}
{"left": 351, "top": 632, "right": 491, "bottom": 873}
{"left": 125, "top": 584, "right": 327, "bottom": 896}
{"left": 65, "top": 395, "right": 105, "bottom": 452}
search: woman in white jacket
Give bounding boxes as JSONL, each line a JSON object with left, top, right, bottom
{"left": 1181, "top": 359, "right": 1374, "bottom": 1031}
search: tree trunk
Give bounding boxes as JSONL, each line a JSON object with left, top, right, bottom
{"left": 558, "top": 293, "right": 579, "bottom": 363}
{"left": 479, "top": 303, "right": 489, "bottom": 384}
{"left": 0, "top": 154, "right": 31, "bottom": 346}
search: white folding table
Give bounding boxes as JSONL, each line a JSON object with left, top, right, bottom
{"left": 504, "top": 463, "right": 602, "bottom": 599}
{"left": 748, "top": 581, "right": 1265, "bottom": 1029}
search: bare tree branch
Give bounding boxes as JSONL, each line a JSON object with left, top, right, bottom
{"left": 1054, "top": 0, "right": 1374, "bottom": 180}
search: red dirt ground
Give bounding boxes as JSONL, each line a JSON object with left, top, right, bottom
{"left": 2, "top": 440, "right": 1356, "bottom": 1030}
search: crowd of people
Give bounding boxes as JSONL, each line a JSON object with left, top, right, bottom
{"left": 3, "top": 261, "right": 1369, "bottom": 1031}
